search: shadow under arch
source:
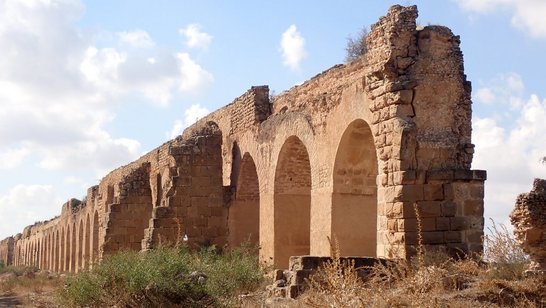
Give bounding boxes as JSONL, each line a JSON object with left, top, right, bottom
{"left": 332, "top": 119, "right": 378, "bottom": 257}
{"left": 228, "top": 152, "right": 260, "bottom": 248}
{"left": 274, "top": 136, "right": 311, "bottom": 269}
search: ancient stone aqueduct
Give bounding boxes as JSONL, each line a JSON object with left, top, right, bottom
{"left": 0, "top": 6, "right": 486, "bottom": 272}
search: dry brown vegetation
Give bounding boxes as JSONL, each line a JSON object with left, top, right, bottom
{"left": 0, "top": 266, "right": 63, "bottom": 307}
{"left": 295, "top": 221, "right": 545, "bottom": 308}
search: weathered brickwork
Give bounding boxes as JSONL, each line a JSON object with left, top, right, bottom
{"left": 2, "top": 5, "right": 485, "bottom": 271}
{"left": 510, "top": 178, "right": 546, "bottom": 271}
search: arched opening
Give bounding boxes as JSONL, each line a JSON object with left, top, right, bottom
{"left": 84, "top": 214, "right": 90, "bottom": 270}
{"left": 71, "top": 222, "right": 76, "bottom": 272}
{"left": 230, "top": 142, "right": 241, "bottom": 188}
{"left": 33, "top": 242, "right": 37, "bottom": 266}
{"left": 65, "top": 226, "right": 71, "bottom": 272}
{"left": 274, "top": 136, "right": 311, "bottom": 269}
{"left": 48, "top": 233, "right": 53, "bottom": 270}
{"left": 60, "top": 228, "right": 65, "bottom": 271}
{"left": 92, "top": 211, "right": 99, "bottom": 265}
{"left": 155, "top": 173, "right": 162, "bottom": 207}
{"left": 54, "top": 231, "right": 59, "bottom": 271}
{"left": 39, "top": 239, "right": 43, "bottom": 268}
{"left": 16, "top": 246, "right": 21, "bottom": 266}
{"left": 78, "top": 220, "right": 84, "bottom": 272}
{"left": 228, "top": 152, "right": 260, "bottom": 248}
{"left": 332, "top": 119, "right": 378, "bottom": 256}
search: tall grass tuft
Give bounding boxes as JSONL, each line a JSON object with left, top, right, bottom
{"left": 484, "top": 218, "right": 530, "bottom": 280}
{"left": 305, "top": 237, "right": 365, "bottom": 308}
{"left": 300, "top": 220, "right": 544, "bottom": 307}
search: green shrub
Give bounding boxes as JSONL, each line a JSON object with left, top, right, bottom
{"left": 58, "top": 245, "right": 263, "bottom": 307}
{"left": 0, "top": 264, "right": 38, "bottom": 276}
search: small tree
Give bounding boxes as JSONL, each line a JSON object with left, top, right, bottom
{"left": 345, "top": 27, "right": 368, "bottom": 63}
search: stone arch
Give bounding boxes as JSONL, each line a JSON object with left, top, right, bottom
{"left": 84, "top": 213, "right": 90, "bottom": 270}
{"left": 36, "top": 241, "right": 40, "bottom": 267}
{"left": 70, "top": 222, "right": 76, "bottom": 272}
{"left": 228, "top": 152, "right": 260, "bottom": 248}
{"left": 54, "top": 230, "right": 59, "bottom": 271}
{"left": 78, "top": 219, "right": 84, "bottom": 272}
{"left": 155, "top": 173, "right": 162, "bottom": 207}
{"left": 29, "top": 241, "right": 32, "bottom": 265}
{"left": 48, "top": 232, "right": 53, "bottom": 270}
{"left": 30, "top": 241, "right": 34, "bottom": 266}
{"left": 274, "top": 136, "right": 312, "bottom": 268}
{"left": 230, "top": 142, "right": 241, "bottom": 188}
{"left": 91, "top": 211, "right": 99, "bottom": 265}
{"left": 63, "top": 225, "right": 70, "bottom": 272}
{"left": 332, "top": 119, "right": 378, "bottom": 257}
{"left": 16, "top": 245, "right": 21, "bottom": 266}
{"left": 39, "top": 238, "right": 44, "bottom": 268}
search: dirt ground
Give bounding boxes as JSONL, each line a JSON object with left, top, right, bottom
{"left": 0, "top": 272, "right": 60, "bottom": 308}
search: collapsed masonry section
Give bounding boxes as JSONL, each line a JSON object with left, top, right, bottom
{"left": 141, "top": 122, "right": 226, "bottom": 250}
{"left": 510, "top": 178, "right": 546, "bottom": 271}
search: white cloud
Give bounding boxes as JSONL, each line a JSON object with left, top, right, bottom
{"left": 179, "top": 23, "right": 213, "bottom": 50}
{"left": 0, "top": 0, "right": 216, "bottom": 180}
{"left": 0, "top": 148, "right": 31, "bottom": 169}
{"left": 177, "top": 52, "right": 214, "bottom": 93}
{"left": 118, "top": 29, "right": 155, "bottom": 48}
{"left": 472, "top": 76, "right": 546, "bottom": 227}
{"left": 473, "top": 72, "right": 524, "bottom": 110}
{"left": 0, "top": 185, "right": 64, "bottom": 239}
{"left": 80, "top": 46, "right": 126, "bottom": 90}
{"left": 454, "top": 0, "right": 546, "bottom": 38}
{"left": 475, "top": 87, "right": 495, "bottom": 104}
{"left": 168, "top": 104, "right": 210, "bottom": 138}
{"left": 280, "top": 24, "right": 307, "bottom": 71}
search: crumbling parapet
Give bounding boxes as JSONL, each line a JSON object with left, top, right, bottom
{"left": 510, "top": 178, "right": 546, "bottom": 271}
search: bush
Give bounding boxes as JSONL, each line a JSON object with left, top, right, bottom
{"left": 58, "top": 245, "right": 263, "bottom": 307}
{"left": 345, "top": 27, "right": 368, "bottom": 63}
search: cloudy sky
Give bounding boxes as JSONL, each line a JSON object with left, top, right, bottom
{"left": 0, "top": 0, "right": 545, "bottom": 239}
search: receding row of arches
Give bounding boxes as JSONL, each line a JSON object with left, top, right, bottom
{"left": 228, "top": 119, "right": 378, "bottom": 268}
{"left": 14, "top": 211, "right": 100, "bottom": 273}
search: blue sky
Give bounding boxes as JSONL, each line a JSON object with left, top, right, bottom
{"left": 0, "top": 0, "right": 545, "bottom": 239}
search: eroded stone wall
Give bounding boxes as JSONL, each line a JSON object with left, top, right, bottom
{"left": 4, "top": 5, "right": 485, "bottom": 271}
{"left": 510, "top": 178, "right": 546, "bottom": 271}
{"left": 0, "top": 236, "right": 14, "bottom": 266}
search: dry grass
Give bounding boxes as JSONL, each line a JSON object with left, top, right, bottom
{"left": 304, "top": 238, "right": 365, "bottom": 308}
{"left": 297, "top": 220, "right": 546, "bottom": 308}
{"left": 0, "top": 266, "right": 64, "bottom": 307}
